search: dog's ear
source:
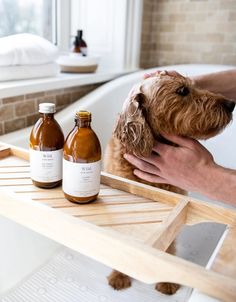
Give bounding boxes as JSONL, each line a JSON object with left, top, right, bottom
{"left": 114, "top": 92, "right": 154, "bottom": 157}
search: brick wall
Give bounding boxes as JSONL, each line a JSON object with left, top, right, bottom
{"left": 0, "top": 83, "right": 102, "bottom": 135}
{"left": 3, "top": 0, "right": 235, "bottom": 135}
{"left": 140, "top": 0, "right": 236, "bottom": 68}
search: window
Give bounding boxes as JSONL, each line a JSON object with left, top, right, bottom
{"left": 70, "top": 0, "right": 143, "bottom": 71}
{"left": 0, "top": 0, "right": 56, "bottom": 42}
{"left": 0, "top": 0, "right": 143, "bottom": 71}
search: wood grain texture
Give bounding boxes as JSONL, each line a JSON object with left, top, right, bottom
{"left": 146, "top": 199, "right": 189, "bottom": 251}
{"left": 211, "top": 225, "right": 236, "bottom": 279}
{"left": 0, "top": 190, "right": 235, "bottom": 302}
{"left": 0, "top": 146, "right": 11, "bottom": 159}
{"left": 0, "top": 143, "right": 236, "bottom": 301}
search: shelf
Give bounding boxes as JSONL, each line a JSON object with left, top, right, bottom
{"left": 0, "top": 68, "right": 134, "bottom": 98}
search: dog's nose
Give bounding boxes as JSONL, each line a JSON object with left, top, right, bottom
{"left": 222, "top": 100, "right": 235, "bottom": 112}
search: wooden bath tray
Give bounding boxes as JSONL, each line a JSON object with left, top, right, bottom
{"left": 0, "top": 143, "right": 235, "bottom": 302}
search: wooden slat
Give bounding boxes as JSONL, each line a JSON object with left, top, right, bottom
{"left": 11, "top": 185, "right": 62, "bottom": 193}
{"left": 38, "top": 196, "right": 160, "bottom": 205}
{"left": 108, "top": 223, "right": 162, "bottom": 243}
{"left": 34, "top": 197, "right": 168, "bottom": 209}
{"left": 0, "top": 147, "right": 11, "bottom": 159}
{"left": 187, "top": 201, "right": 236, "bottom": 226}
{"left": 102, "top": 172, "right": 236, "bottom": 226}
{"left": 0, "top": 178, "right": 32, "bottom": 186}
{"left": 3, "top": 145, "right": 236, "bottom": 225}
{"left": 0, "top": 190, "right": 235, "bottom": 302}
{"left": 1, "top": 144, "right": 236, "bottom": 302}
{"left": 17, "top": 191, "right": 158, "bottom": 203}
{"left": 16, "top": 190, "right": 65, "bottom": 199}
{"left": 211, "top": 225, "right": 236, "bottom": 279}
{"left": 0, "top": 167, "right": 30, "bottom": 173}
{"left": 101, "top": 172, "right": 181, "bottom": 206}
{"left": 100, "top": 184, "right": 110, "bottom": 189}
{"left": 0, "top": 156, "right": 29, "bottom": 167}
{"left": 99, "top": 188, "right": 132, "bottom": 196}
{"left": 146, "top": 199, "right": 189, "bottom": 251}
{"left": 60, "top": 202, "right": 172, "bottom": 217}
{"left": 36, "top": 198, "right": 80, "bottom": 208}
{"left": 0, "top": 172, "right": 30, "bottom": 179}
{"left": 95, "top": 195, "right": 150, "bottom": 204}
{"left": 9, "top": 144, "right": 29, "bottom": 161}
{"left": 74, "top": 211, "right": 169, "bottom": 226}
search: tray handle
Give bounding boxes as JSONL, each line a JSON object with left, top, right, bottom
{"left": 0, "top": 142, "right": 29, "bottom": 161}
{"left": 0, "top": 146, "right": 11, "bottom": 159}
{"left": 210, "top": 224, "right": 236, "bottom": 280}
{"left": 146, "top": 199, "right": 189, "bottom": 250}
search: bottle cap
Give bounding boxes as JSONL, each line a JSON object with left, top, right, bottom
{"left": 77, "top": 30, "right": 83, "bottom": 39}
{"left": 76, "top": 110, "right": 91, "bottom": 120}
{"left": 39, "top": 103, "right": 56, "bottom": 114}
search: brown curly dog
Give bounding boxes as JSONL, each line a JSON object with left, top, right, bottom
{"left": 104, "top": 71, "right": 235, "bottom": 295}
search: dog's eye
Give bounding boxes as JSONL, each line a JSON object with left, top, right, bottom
{"left": 176, "top": 86, "right": 189, "bottom": 96}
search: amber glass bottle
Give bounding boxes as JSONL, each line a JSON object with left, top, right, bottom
{"left": 63, "top": 111, "right": 101, "bottom": 203}
{"left": 29, "top": 103, "right": 64, "bottom": 188}
{"left": 72, "top": 30, "right": 87, "bottom": 56}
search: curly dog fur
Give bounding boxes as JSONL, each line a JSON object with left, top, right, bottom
{"left": 104, "top": 71, "right": 234, "bottom": 295}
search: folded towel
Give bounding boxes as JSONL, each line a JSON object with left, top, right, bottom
{"left": 0, "top": 62, "right": 59, "bottom": 81}
{"left": 0, "top": 33, "right": 58, "bottom": 66}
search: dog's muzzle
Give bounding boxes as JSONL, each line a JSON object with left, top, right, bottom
{"left": 222, "top": 100, "right": 235, "bottom": 112}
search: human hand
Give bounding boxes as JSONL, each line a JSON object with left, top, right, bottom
{"left": 143, "top": 70, "right": 181, "bottom": 79}
{"left": 124, "top": 133, "right": 217, "bottom": 193}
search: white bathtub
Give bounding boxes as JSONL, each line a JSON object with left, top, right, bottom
{"left": 0, "top": 64, "right": 236, "bottom": 302}
{"left": 2, "top": 64, "right": 236, "bottom": 175}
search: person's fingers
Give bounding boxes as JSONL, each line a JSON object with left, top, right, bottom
{"left": 143, "top": 70, "right": 163, "bottom": 79}
{"left": 159, "top": 133, "right": 197, "bottom": 149}
{"left": 144, "top": 70, "right": 182, "bottom": 80}
{"left": 144, "top": 72, "right": 158, "bottom": 79}
{"left": 136, "top": 152, "right": 163, "bottom": 166}
{"left": 143, "top": 73, "right": 153, "bottom": 79}
{"left": 133, "top": 169, "right": 167, "bottom": 184}
{"left": 152, "top": 141, "right": 174, "bottom": 156}
{"left": 165, "top": 70, "right": 181, "bottom": 77}
{"left": 124, "top": 154, "right": 160, "bottom": 175}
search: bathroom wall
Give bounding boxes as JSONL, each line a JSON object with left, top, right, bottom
{"left": 0, "top": 84, "right": 101, "bottom": 135}
{"left": 140, "top": 0, "right": 236, "bottom": 68}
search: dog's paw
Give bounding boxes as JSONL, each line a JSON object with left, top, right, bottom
{"left": 155, "top": 282, "right": 180, "bottom": 295}
{"left": 107, "top": 271, "right": 131, "bottom": 290}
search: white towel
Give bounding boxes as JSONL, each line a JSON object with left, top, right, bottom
{"left": 0, "top": 247, "right": 192, "bottom": 302}
{"left": 0, "top": 33, "right": 58, "bottom": 66}
{"left": 0, "top": 62, "right": 59, "bottom": 81}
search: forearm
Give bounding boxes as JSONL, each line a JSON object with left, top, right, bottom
{"left": 192, "top": 69, "right": 236, "bottom": 100}
{"left": 125, "top": 134, "right": 236, "bottom": 207}
{"left": 197, "top": 163, "right": 236, "bottom": 206}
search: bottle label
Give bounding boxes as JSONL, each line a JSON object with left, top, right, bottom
{"left": 63, "top": 159, "right": 101, "bottom": 197}
{"left": 30, "top": 149, "right": 63, "bottom": 182}
{"left": 80, "top": 47, "right": 87, "bottom": 56}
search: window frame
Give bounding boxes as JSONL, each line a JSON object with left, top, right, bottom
{"left": 56, "top": 0, "right": 71, "bottom": 51}
{"left": 124, "top": 0, "right": 143, "bottom": 70}
{"left": 57, "top": 0, "right": 143, "bottom": 70}
{"left": 0, "top": 0, "right": 56, "bottom": 42}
